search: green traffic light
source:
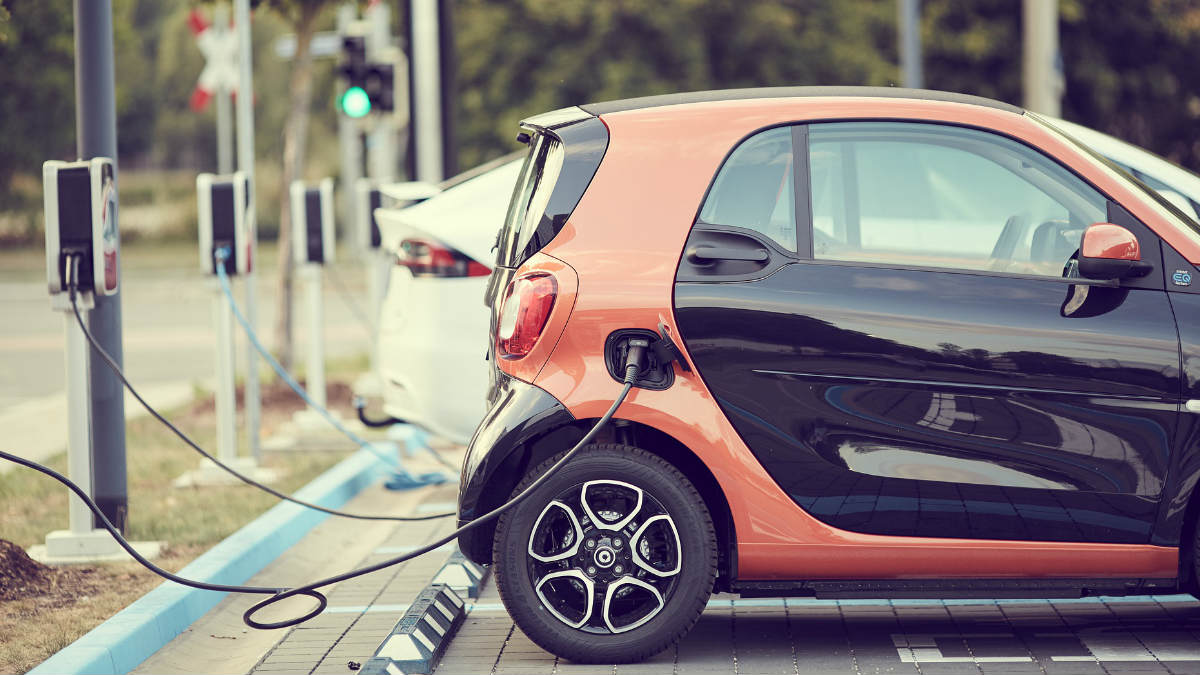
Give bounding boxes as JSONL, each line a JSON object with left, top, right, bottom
{"left": 340, "top": 86, "right": 371, "bottom": 118}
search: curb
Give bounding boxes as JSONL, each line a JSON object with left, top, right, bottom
{"left": 430, "top": 549, "right": 488, "bottom": 599}
{"left": 361, "top": 585, "right": 466, "bottom": 675}
{"left": 30, "top": 446, "right": 391, "bottom": 675}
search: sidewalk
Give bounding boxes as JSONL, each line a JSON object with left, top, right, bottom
{"left": 0, "top": 379, "right": 200, "bottom": 474}
{"left": 131, "top": 474, "right": 459, "bottom": 675}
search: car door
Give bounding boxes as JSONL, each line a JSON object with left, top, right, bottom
{"left": 673, "top": 121, "right": 1181, "bottom": 544}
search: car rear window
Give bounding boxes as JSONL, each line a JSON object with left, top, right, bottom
{"left": 496, "top": 133, "right": 565, "bottom": 267}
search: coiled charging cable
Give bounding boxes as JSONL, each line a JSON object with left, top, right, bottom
{"left": 0, "top": 252, "right": 650, "bottom": 630}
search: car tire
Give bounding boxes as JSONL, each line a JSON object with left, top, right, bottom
{"left": 492, "top": 443, "right": 717, "bottom": 663}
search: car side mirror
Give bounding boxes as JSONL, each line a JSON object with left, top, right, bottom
{"left": 1077, "top": 222, "right": 1153, "bottom": 281}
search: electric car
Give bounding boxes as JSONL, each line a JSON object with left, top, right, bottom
{"left": 457, "top": 87, "right": 1200, "bottom": 663}
{"left": 373, "top": 157, "right": 522, "bottom": 445}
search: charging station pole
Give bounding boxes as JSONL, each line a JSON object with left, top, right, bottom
{"left": 234, "top": 0, "right": 263, "bottom": 465}
{"left": 63, "top": 294, "right": 95, "bottom": 542}
{"left": 290, "top": 179, "right": 335, "bottom": 418}
{"left": 183, "top": 173, "right": 276, "bottom": 487}
{"left": 39, "top": 159, "right": 162, "bottom": 563}
{"left": 304, "top": 264, "right": 327, "bottom": 409}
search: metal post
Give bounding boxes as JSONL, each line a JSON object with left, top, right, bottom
{"left": 410, "top": 0, "right": 444, "bottom": 182}
{"left": 215, "top": 4, "right": 234, "bottom": 175}
{"left": 338, "top": 4, "right": 363, "bottom": 246}
{"left": 64, "top": 311, "right": 94, "bottom": 536}
{"left": 214, "top": 285, "right": 239, "bottom": 464}
{"left": 304, "top": 265, "right": 327, "bottom": 409}
{"left": 73, "top": 0, "right": 127, "bottom": 533}
{"left": 1023, "top": 0, "right": 1063, "bottom": 117}
{"left": 217, "top": 89, "right": 234, "bottom": 175}
{"left": 898, "top": 0, "right": 923, "bottom": 89}
{"left": 234, "top": 0, "right": 262, "bottom": 462}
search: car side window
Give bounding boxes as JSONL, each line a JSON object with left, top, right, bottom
{"left": 698, "top": 126, "right": 797, "bottom": 251}
{"left": 808, "top": 122, "right": 1108, "bottom": 277}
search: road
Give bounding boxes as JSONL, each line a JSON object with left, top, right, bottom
{"left": 0, "top": 244, "right": 380, "bottom": 469}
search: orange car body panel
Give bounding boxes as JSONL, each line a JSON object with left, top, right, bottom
{"left": 499, "top": 96, "right": 1180, "bottom": 581}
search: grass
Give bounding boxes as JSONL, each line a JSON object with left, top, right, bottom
{"left": 0, "top": 395, "right": 354, "bottom": 673}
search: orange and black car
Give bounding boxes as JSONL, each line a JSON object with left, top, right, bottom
{"left": 456, "top": 87, "right": 1200, "bottom": 663}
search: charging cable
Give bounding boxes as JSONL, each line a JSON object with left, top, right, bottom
{"left": 214, "top": 247, "right": 459, "bottom": 474}
{"left": 61, "top": 252, "right": 451, "bottom": 523}
{"left": 0, "top": 327, "right": 649, "bottom": 630}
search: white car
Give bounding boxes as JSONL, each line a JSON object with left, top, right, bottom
{"left": 1048, "top": 117, "right": 1200, "bottom": 220}
{"left": 372, "top": 157, "right": 522, "bottom": 445}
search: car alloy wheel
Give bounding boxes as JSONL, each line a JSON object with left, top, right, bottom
{"left": 493, "top": 443, "right": 716, "bottom": 663}
{"left": 527, "top": 479, "right": 682, "bottom": 633}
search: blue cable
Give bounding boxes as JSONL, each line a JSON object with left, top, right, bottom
{"left": 214, "top": 247, "right": 449, "bottom": 484}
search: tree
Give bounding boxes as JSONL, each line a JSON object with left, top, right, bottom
{"left": 259, "top": 0, "right": 335, "bottom": 370}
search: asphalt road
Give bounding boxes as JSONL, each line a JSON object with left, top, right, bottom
{"left": 0, "top": 255, "right": 375, "bottom": 411}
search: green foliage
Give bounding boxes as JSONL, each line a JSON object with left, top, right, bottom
{"left": 453, "top": 0, "right": 898, "bottom": 170}
{"left": 0, "top": 0, "right": 76, "bottom": 208}
{"left": 0, "top": 2, "right": 12, "bottom": 43}
{"left": 2, "top": 0, "right": 1199, "bottom": 219}
{"left": 1061, "top": 0, "right": 1200, "bottom": 171}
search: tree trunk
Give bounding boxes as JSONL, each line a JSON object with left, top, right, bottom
{"left": 274, "top": 5, "right": 320, "bottom": 370}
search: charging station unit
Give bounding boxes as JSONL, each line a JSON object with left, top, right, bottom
{"left": 183, "top": 172, "right": 277, "bottom": 486}
{"left": 40, "top": 158, "right": 161, "bottom": 562}
{"left": 290, "top": 179, "right": 335, "bottom": 413}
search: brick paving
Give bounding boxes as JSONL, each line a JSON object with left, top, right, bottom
{"left": 247, "top": 502, "right": 458, "bottom": 675}
{"left": 435, "top": 579, "right": 1200, "bottom": 675}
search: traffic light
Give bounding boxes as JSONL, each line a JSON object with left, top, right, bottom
{"left": 338, "top": 34, "right": 370, "bottom": 118}
{"left": 365, "top": 62, "right": 395, "bottom": 112}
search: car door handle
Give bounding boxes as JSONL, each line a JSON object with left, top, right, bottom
{"left": 686, "top": 245, "right": 769, "bottom": 263}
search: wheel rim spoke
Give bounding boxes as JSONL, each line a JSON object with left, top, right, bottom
{"left": 580, "top": 479, "right": 644, "bottom": 531}
{"left": 534, "top": 569, "right": 595, "bottom": 629}
{"left": 630, "top": 514, "right": 682, "bottom": 577}
{"left": 602, "top": 576, "right": 665, "bottom": 633}
{"left": 528, "top": 500, "right": 585, "bottom": 563}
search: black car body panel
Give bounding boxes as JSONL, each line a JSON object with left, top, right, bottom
{"left": 676, "top": 261, "right": 1182, "bottom": 544}
{"left": 457, "top": 373, "right": 578, "bottom": 564}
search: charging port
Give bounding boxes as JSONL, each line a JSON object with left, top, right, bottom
{"left": 604, "top": 329, "right": 675, "bottom": 390}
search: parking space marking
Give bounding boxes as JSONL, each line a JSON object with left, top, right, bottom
{"left": 890, "top": 626, "right": 1200, "bottom": 664}
{"left": 322, "top": 604, "right": 411, "bottom": 614}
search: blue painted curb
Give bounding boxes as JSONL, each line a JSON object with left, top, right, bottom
{"left": 30, "top": 446, "right": 391, "bottom": 675}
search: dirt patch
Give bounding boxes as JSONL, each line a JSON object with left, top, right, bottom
{"left": 187, "top": 379, "right": 357, "bottom": 431}
{"left": 0, "top": 539, "right": 52, "bottom": 601}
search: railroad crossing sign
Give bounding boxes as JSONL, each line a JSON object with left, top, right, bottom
{"left": 188, "top": 9, "right": 239, "bottom": 111}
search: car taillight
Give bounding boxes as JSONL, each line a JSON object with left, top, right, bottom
{"left": 497, "top": 273, "right": 557, "bottom": 359}
{"left": 395, "top": 238, "right": 491, "bottom": 278}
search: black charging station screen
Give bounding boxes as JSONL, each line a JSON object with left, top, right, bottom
{"left": 305, "top": 189, "right": 324, "bottom": 263}
{"left": 57, "top": 166, "right": 94, "bottom": 289}
{"left": 211, "top": 182, "right": 238, "bottom": 274}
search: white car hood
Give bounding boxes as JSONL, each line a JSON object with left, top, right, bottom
{"left": 374, "top": 158, "right": 523, "bottom": 264}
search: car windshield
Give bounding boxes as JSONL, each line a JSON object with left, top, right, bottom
{"left": 1031, "top": 113, "right": 1200, "bottom": 240}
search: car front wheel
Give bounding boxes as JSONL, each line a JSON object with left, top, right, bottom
{"left": 492, "top": 443, "right": 717, "bottom": 663}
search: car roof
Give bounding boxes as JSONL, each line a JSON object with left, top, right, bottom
{"left": 580, "top": 86, "right": 1023, "bottom": 117}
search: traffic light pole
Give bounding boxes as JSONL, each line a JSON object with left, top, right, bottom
{"left": 73, "top": 0, "right": 128, "bottom": 533}
{"left": 338, "top": 4, "right": 363, "bottom": 238}
{"left": 215, "top": 3, "right": 234, "bottom": 175}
